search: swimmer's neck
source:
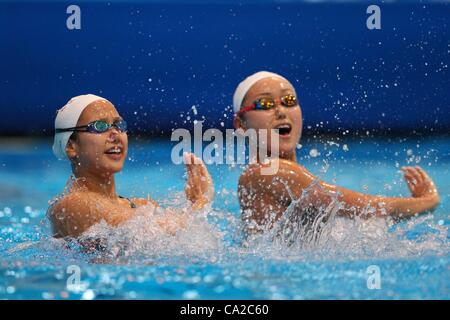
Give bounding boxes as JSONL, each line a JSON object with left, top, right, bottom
{"left": 257, "top": 149, "right": 297, "bottom": 163}
{"left": 280, "top": 151, "right": 297, "bottom": 162}
{"left": 71, "top": 170, "right": 118, "bottom": 199}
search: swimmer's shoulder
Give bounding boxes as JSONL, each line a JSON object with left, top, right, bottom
{"left": 50, "top": 192, "right": 157, "bottom": 215}
{"left": 129, "top": 197, "right": 159, "bottom": 208}
{"left": 239, "top": 159, "right": 315, "bottom": 197}
{"left": 48, "top": 191, "right": 106, "bottom": 223}
{"left": 238, "top": 160, "right": 289, "bottom": 194}
{"left": 240, "top": 159, "right": 310, "bottom": 182}
{"left": 47, "top": 191, "right": 98, "bottom": 238}
{"left": 48, "top": 191, "right": 85, "bottom": 215}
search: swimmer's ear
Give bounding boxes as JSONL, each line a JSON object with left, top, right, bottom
{"left": 65, "top": 139, "right": 78, "bottom": 160}
{"left": 233, "top": 115, "right": 247, "bottom": 131}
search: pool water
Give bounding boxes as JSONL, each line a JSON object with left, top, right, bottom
{"left": 0, "top": 136, "right": 449, "bottom": 299}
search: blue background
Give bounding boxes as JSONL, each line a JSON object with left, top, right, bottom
{"left": 0, "top": 1, "right": 449, "bottom": 135}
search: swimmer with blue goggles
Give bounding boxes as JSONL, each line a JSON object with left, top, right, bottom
{"left": 49, "top": 94, "right": 214, "bottom": 242}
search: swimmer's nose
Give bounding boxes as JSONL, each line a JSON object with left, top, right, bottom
{"left": 107, "top": 127, "right": 121, "bottom": 142}
{"left": 110, "top": 126, "right": 120, "bottom": 134}
{"left": 274, "top": 102, "right": 287, "bottom": 119}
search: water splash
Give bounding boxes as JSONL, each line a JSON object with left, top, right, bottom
{"left": 76, "top": 199, "right": 224, "bottom": 264}
{"left": 239, "top": 177, "right": 449, "bottom": 262}
{"left": 5, "top": 186, "right": 448, "bottom": 267}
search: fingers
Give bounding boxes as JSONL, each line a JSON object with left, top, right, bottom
{"left": 191, "top": 155, "right": 203, "bottom": 187}
{"left": 185, "top": 154, "right": 194, "bottom": 178}
{"left": 183, "top": 152, "right": 214, "bottom": 205}
{"left": 415, "top": 166, "right": 438, "bottom": 195}
{"left": 185, "top": 153, "right": 200, "bottom": 180}
{"left": 401, "top": 166, "right": 422, "bottom": 185}
{"left": 184, "top": 154, "right": 197, "bottom": 197}
{"left": 184, "top": 152, "right": 208, "bottom": 180}
{"left": 403, "top": 172, "right": 416, "bottom": 192}
{"left": 408, "top": 167, "right": 422, "bottom": 185}
{"left": 199, "top": 160, "right": 212, "bottom": 182}
{"left": 184, "top": 152, "right": 202, "bottom": 165}
{"left": 401, "top": 165, "right": 439, "bottom": 199}
{"left": 415, "top": 166, "right": 430, "bottom": 183}
{"left": 401, "top": 167, "right": 414, "bottom": 185}
{"left": 183, "top": 152, "right": 211, "bottom": 181}
{"left": 402, "top": 167, "right": 421, "bottom": 196}
{"left": 184, "top": 153, "right": 203, "bottom": 192}
{"left": 184, "top": 155, "right": 193, "bottom": 177}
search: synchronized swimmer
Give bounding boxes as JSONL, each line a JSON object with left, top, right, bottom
{"left": 233, "top": 71, "right": 440, "bottom": 234}
{"left": 48, "top": 72, "right": 440, "bottom": 243}
{"left": 47, "top": 94, "right": 213, "bottom": 240}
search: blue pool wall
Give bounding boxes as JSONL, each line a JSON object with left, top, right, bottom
{"left": 0, "top": 1, "right": 449, "bottom": 135}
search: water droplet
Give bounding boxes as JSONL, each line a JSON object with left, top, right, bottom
{"left": 309, "top": 149, "right": 320, "bottom": 157}
{"left": 81, "top": 289, "right": 95, "bottom": 300}
{"left": 6, "top": 286, "right": 16, "bottom": 294}
{"left": 182, "top": 290, "right": 199, "bottom": 299}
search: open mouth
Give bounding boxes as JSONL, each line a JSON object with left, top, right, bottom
{"left": 104, "top": 146, "right": 123, "bottom": 156}
{"left": 274, "top": 123, "right": 292, "bottom": 137}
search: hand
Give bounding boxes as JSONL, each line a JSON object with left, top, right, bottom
{"left": 401, "top": 166, "right": 439, "bottom": 203}
{"left": 184, "top": 152, "right": 214, "bottom": 209}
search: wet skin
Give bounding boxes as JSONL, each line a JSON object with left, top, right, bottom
{"left": 234, "top": 76, "right": 440, "bottom": 234}
{"left": 48, "top": 100, "right": 213, "bottom": 238}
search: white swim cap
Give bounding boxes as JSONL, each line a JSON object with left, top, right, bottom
{"left": 233, "top": 71, "right": 289, "bottom": 113}
{"left": 53, "top": 94, "right": 108, "bottom": 160}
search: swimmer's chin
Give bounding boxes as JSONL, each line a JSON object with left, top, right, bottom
{"left": 86, "top": 156, "right": 126, "bottom": 174}
{"left": 98, "top": 160, "right": 126, "bottom": 174}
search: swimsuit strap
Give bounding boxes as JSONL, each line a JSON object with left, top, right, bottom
{"left": 119, "top": 195, "right": 137, "bottom": 209}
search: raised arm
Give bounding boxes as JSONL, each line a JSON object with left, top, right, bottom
{"left": 239, "top": 159, "right": 440, "bottom": 226}
{"left": 315, "top": 165, "right": 439, "bottom": 219}
{"left": 184, "top": 152, "right": 214, "bottom": 210}
{"left": 138, "top": 153, "right": 214, "bottom": 235}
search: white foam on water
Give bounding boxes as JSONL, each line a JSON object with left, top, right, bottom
{"left": 64, "top": 180, "right": 449, "bottom": 266}
{"left": 239, "top": 179, "right": 449, "bottom": 262}
{"left": 7, "top": 184, "right": 447, "bottom": 266}
{"left": 77, "top": 197, "right": 225, "bottom": 264}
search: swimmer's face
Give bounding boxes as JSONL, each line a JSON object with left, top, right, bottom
{"left": 234, "top": 77, "right": 303, "bottom": 158}
{"left": 66, "top": 100, "right": 128, "bottom": 176}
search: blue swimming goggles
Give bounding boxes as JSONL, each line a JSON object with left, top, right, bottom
{"left": 56, "top": 119, "right": 128, "bottom": 134}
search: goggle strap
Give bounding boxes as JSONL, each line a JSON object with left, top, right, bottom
{"left": 55, "top": 126, "right": 89, "bottom": 133}
{"left": 236, "top": 104, "right": 257, "bottom": 117}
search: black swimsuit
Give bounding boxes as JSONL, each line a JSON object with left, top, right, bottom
{"left": 119, "top": 196, "right": 137, "bottom": 208}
